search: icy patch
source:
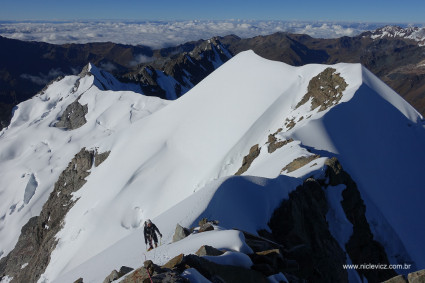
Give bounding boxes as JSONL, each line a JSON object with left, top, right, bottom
{"left": 24, "top": 174, "right": 38, "bottom": 204}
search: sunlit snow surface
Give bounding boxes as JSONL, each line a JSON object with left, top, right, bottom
{"left": 0, "top": 51, "right": 424, "bottom": 283}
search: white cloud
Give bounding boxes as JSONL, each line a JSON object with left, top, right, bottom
{"left": 0, "top": 20, "right": 419, "bottom": 49}
{"left": 129, "top": 54, "right": 154, "bottom": 67}
{"left": 20, "top": 68, "right": 63, "bottom": 85}
{"left": 99, "top": 62, "right": 117, "bottom": 72}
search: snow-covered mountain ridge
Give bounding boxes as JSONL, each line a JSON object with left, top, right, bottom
{"left": 367, "top": 25, "right": 425, "bottom": 46}
{"left": 1, "top": 51, "right": 424, "bottom": 283}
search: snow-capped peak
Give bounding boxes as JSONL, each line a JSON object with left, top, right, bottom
{"left": 367, "top": 25, "right": 425, "bottom": 46}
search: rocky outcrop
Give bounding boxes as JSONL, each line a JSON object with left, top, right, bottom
{"left": 284, "top": 118, "right": 296, "bottom": 130}
{"left": 266, "top": 158, "right": 399, "bottom": 282}
{"left": 195, "top": 245, "right": 224, "bottom": 257}
{"left": 94, "top": 150, "right": 110, "bottom": 167}
{"left": 103, "top": 266, "right": 134, "bottom": 283}
{"left": 249, "top": 249, "right": 298, "bottom": 277}
{"left": 197, "top": 218, "right": 218, "bottom": 233}
{"left": 143, "top": 241, "right": 299, "bottom": 283}
{"left": 121, "top": 260, "right": 188, "bottom": 283}
{"left": 124, "top": 38, "right": 232, "bottom": 99}
{"left": 281, "top": 154, "right": 320, "bottom": 173}
{"left": 267, "top": 178, "right": 348, "bottom": 283}
{"left": 103, "top": 270, "right": 119, "bottom": 283}
{"left": 79, "top": 63, "right": 92, "bottom": 78}
{"left": 235, "top": 144, "right": 261, "bottom": 175}
{"left": 162, "top": 38, "right": 230, "bottom": 89}
{"left": 55, "top": 98, "right": 88, "bottom": 130}
{"left": 0, "top": 148, "right": 110, "bottom": 283}
{"left": 172, "top": 224, "right": 191, "bottom": 242}
{"left": 407, "top": 269, "right": 425, "bottom": 283}
{"left": 162, "top": 254, "right": 185, "bottom": 270}
{"left": 267, "top": 129, "right": 293, "bottom": 153}
{"left": 325, "top": 157, "right": 397, "bottom": 283}
{"left": 296, "top": 67, "right": 348, "bottom": 111}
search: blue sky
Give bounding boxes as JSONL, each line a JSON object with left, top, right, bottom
{"left": 1, "top": 0, "right": 424, "bottom": 23}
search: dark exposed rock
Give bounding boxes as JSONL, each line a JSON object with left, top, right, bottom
{"left": 55, "top": 98, "right": 88, "bottom": 130}
{"left": 241, "top": 230, "right": 283, "bottom": 253}
{"left": 296, "top": 67, "right": 348, "bottom": 111}
{"left": 407, "top": 269, "right": 425, "bottom": 283}
{"left": 267, "top": 178, "right": 348, "bottom": 283}
{"left": 176, "top": 254, "right": 268, "bottom": 283}
{"left": 172, "top": 224, "right": 191, "bottom": 242}
{"left": 235, "top": 144, "right": 261, "bottom": 175}
{"left": 281, "top": 154, "right": 320, "bottom": 173}
{"left": 195, "top": 245, "right": 224, "bottom": 257}
{"left": 162, "top": 38, "right": 230, "bottom": 89}
{"left": 150, "top": 272, "right": 189, "bottom": 283}
{"left": 251, "top": 263, "right": 275, "bottom": 276}
{"left": 249, "top": 249, "right": 292, "bottom": 276}
{"left": 0, "top": 148, "right": 110, "bottom": 283}
{"left": 74, "top": 278, "right": 84, "bottom": 283}
{"left": 325, "top": 157, "right": 397, "bottom": 283}
{"left": 124, "top": 38, "right": 232, "bottom": 100}
{"left": 119, "top": 266, "right": 134, "bottom": 277}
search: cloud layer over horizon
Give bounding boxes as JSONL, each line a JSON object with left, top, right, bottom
{"left": 0, "top": 20, "right": 405, "bottom": 48}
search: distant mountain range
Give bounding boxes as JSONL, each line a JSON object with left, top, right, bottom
{"left": 1, "top": 25, "right": 425, "bottom": 131}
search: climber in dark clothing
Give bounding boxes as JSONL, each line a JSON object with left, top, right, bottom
{"left": 144, "top": 219, "right": 162, "bottom": 250}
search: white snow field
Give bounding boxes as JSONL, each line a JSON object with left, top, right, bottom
{"left": 0, "top": 50, "right": 424, "bottom": 283}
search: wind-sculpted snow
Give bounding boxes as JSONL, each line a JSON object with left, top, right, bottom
{"left": 0, "top": 51, "right": 424, "bottom": 282}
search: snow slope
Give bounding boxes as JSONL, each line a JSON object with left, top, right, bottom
{"left": 0, "top": 65, "right": 168, "bottom": 261}
{"left": 1, "top": 50, "right": 424, "bottom": 282}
